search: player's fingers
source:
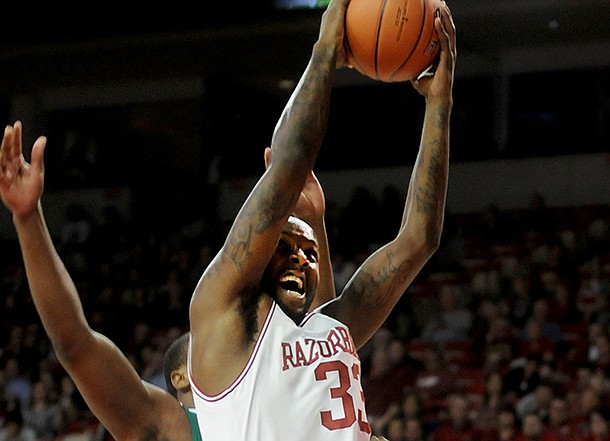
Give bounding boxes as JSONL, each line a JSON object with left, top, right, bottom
{"left": 30, "top": 136, "right": 47, "bottom": 173}
{"left": 1, "top": 124, "right": 14, "bottom": 167}
{"left": 440, "top": 2, "right": 456, "bottom": 54}
{"left": 11, "top": 120, "right": 23, "bottom": 162}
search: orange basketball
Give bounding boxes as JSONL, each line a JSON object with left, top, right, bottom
{"left": 344, "top": 0, "right": 443, "bottom": 82}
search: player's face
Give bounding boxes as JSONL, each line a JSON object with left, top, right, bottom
{"left": 263, "top": 218, "right": 319, "bottom": 323}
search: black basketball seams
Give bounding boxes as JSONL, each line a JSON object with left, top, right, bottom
{"left": 389, "top": 0, "right": 427, "bottom": 81}
{"left": 374, "top": 0, "right": 390, "bottom": 81}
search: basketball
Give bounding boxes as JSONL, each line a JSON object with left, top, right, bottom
{"left": 344, "top": 0, "right": 443, "bottom": 82}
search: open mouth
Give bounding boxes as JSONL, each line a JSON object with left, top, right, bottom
{"left": 279, "top": 274, "right": 305, "bottom": 298}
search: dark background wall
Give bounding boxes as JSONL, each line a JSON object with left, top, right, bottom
{"left": 0, "top": 0, "right": 609, "bottom": 234}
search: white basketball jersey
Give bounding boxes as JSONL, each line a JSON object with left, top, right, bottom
{"left": 188, "top": 301, "right": 371, "bottom": 441}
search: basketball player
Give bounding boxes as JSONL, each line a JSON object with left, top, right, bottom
{"left": 0, "top": 121, "right": 393, "bottom": 441}
{"left": 0, "top": 120, "right": 200, "bottom": 441}
{"left": 188, "top": 0, "right": 456, "bottom": 440}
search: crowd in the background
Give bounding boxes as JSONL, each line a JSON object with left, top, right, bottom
{"left": 1, "top": 187, "right": 609, "bottom": 441}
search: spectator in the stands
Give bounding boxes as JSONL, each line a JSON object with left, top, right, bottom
{"left": 420, "top": 284, "right": 473, "bottom": 343}
{"left": 576, "top": 407, "right": 610, "bottom": 441}
{"left": 515, "top": 411, "right": 558, "bottom": 441}
{"left": 429, "top": 393, "right": 483, "bottom": 441}
{"left": 546, "top": 397, "right": 578, "bottom": 441}
{"left": 484, "top": 403, "right": 520, "bottom": 441}
{"left": 515, "top": 380, "right": 555, "bottom": 423}
{"left": 504, "top": 354, "right": 543, "bottom": 401}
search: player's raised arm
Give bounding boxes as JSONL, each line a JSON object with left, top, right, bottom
{"left": 188, "top": 0, "right": 350, "bottom": 396}
{"left": 325, "top": 1, "right": 456, "bottom": 349}
{"left": 1, "top": 122, "right": 191, "bottom": 441}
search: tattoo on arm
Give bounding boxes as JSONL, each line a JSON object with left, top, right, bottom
{"left": 415, "top": 144, "right": 444, "bottom": 214}
{"left": 225, "top": 181, "right": 298, "bottom": 272}
{"left": 226, "top": 223, "right": 254, "bottom": 272}
{"left": 415, "top": 104, "right": 449, "bottom": 215}
{"left": 351, "top": 250, "right": 412, "bottom": 308}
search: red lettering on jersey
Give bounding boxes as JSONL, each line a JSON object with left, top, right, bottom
{"left": 305, "top": 338, "right": 320, "bottom": 365}
{"left": 281, "top": 326, "right": 357, "bottom": 371}
{"left": 282, "top": 342, "right": 295, "bottom": 370}
{"left": 337, "top": 327, "right": 355, "bottom": 355}
{"left": 328, "top": 328, "right": 344, "bottom": 355}
{"left": 294, "top": 341, "right": 307, "bottom": 367}
{"left": 317, "top": 340, "right": 332, "bottom": 358}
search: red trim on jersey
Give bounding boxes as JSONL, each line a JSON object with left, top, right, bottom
{"left": 189, "top": 301, "right": 276, "bottom": 402}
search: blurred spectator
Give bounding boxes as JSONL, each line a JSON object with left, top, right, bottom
{"left": 589, "top": 335, "right": 610, "bottom": 374}
{"left": 413, "top": 344, "right": 455, "bottom": 403}
{"left": 481, "top": 402, "right": 520, "bottom": 441}
{"left": 1, "top": 358, "right": 31, "bottom": 411}
{"left": 545, "top": 276, "right": 581, "bottom": 325}
{"left": 478, "top": 204, "right": 512, "bottom": 249}
{"left": 362, "top": 332, "right": 418, "bottom": 421}
{"left": 576, "top": 275, "right": 606, "bottom": 324}
{"left": 589, "top": 370, "right": 610, "bottom": 407}
{"left": 569, "top": 323, "right": 609, "bottom": 371}
{"left": 473, "top": 370, "right": 507, "bottom": 434}
{"left": 0, "top": 407, "right": 36, "bottom": 441}
{"left": 514, "top": 411, "right": 558, "bottom": 441}
{"left": 21, "top": 380, "right": 62, "bottom": 441}
{"left": 139, "top": 344, "right": 166, "bottom": 390}
{"left": 546, "top": 397, "right": 578, "bottom": 441}
{"left": 483, "top": 315, "right": 518, "bottom": 371}
{"left": 504, "top": 355, "right": 543, "bottom": 401}
{"left": 400, "top": 389, "right": 426, "bottom": 421}
{"left": 420, "top": 284, "right": 473, "bottom": 343}
{"left": 404, "top": 416, "right": 428, "bottom": 441}
{"left": 506, "top": 274, "right": 534, "bottom": 329}
{"left": 428, "top": 393, "right": 483, "bottom": 441}
{"left": 55, "top": 375, "right": 96, "bottom": 434}
{"left": 576, "top": 407, "right": 610, "bottom": 441}
{"left": 515, "top": 380, "right": 555, "bottom": 423}
{"left": 385, "top": 413, "right": 407, "bottom": 441}
{"left": 373, "top": 388, "right": 428, "bottom": 437}
{"left": 571, "top": 386, "right": 604, "bottom": 437}
{"left": 518, "top": 318, "right": 556, "bottom": 362}
{"left": 529, "top": 299, "right": 563, "bottom": 343}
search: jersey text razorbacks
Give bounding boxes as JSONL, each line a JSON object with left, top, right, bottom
{"left": 281, "top": 326, "right": 358, "bottom": 370}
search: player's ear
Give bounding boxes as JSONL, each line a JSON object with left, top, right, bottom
{"left": 171, "top": 366, "right": 189, "bottom": 390}
{"left": 264, "top": 146, "right": 272, "bottom": 169}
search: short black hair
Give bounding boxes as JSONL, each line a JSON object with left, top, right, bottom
{"left": 163, "top": 332, "right": 190, "bottom": 398}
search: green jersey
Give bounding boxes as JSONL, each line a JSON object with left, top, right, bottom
{"left": 182, "top": 405, "right": 202, "bottom": 441}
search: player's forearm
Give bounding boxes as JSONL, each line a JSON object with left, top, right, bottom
{"left": 13, "top": 203, "right": 89, "bottom": 348}
{"left": 400, "top": 100, "right": 451, "bottom": 249}
{"left": 271, "top": 42, "right": 337, "bottom": 167}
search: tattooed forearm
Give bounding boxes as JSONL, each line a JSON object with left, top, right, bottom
{"left": 433, "top": 105, "right": 450, "bottom": 129}
{"left": 415, "top": 142, "right": 446, "bottom": 214}
{"left": 351, "top": 250, "right": 412, "bottom": 307}
{"left": 253, "top": 185, "right": 298, "bottom": 233}
{"left": 225, "top": 179, "right": 299, "bottom": 272}
{"left": 274, "top": 46, "right": 335, "bottom": 155}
